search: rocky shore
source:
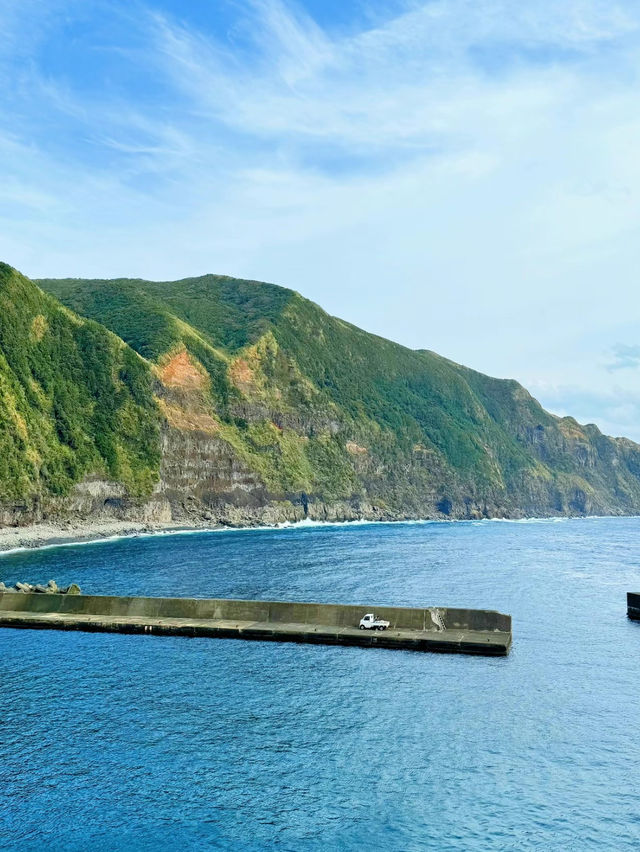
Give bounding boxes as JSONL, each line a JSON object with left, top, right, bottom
{"left": 0, "top": 520, "right": 193, "bottom": 554}
{"left": 0, "top": 505, "right": 624, "bottom": 557}
{"left": 0, "top": 503, "right": 422, "bottom": 555}
{"left": 0, "top": 579, "right": 81, "bottom": 594}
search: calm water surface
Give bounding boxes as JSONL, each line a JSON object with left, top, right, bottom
{"left": 1, "top": 517, "right": 640, "bottom": 850}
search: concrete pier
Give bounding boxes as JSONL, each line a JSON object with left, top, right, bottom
{"left": 0, "top": 593, "right": 512, "bottom": 656}
{"left": 627, "top": 592, "right": 640, "bottom": 620}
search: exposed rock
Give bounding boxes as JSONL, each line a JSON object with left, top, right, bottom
{"left": 1, "top": 263, "right": 639, "bottom": 530}
{"left": 9, "top": 580, "right": 81, "bottom": 595}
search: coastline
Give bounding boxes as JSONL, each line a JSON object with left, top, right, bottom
{"left": 0, "top": 519, "right": 211, "bottom": 555}
{"left": 0, "top": 516, "right": 385, "bottom": 555}
{"left": 0, "top": 512, "right": 632, "bottom": 556}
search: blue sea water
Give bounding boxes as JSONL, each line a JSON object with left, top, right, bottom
{"left": 1, "top": 516, "right": 640, "bottom": 851}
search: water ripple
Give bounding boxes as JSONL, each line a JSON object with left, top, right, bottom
{"left": 1, "top": 517, "right": 640, "bottom": 849}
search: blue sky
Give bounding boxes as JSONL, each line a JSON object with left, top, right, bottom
{"left": 2, "top": 0, "right": 640, "bottom": 439}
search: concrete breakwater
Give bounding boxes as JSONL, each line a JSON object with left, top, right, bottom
{"left": 0, "top": 592, "right": 512, "bottom": 655}
{"left": 627, "top": 592, "right": 640, "bottom": 620}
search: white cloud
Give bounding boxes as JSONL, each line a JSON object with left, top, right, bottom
{"left": 531, "top": 381, "right": 640, "bottom": 441}
{"left": 1, "top": 1, "right": 639, "bottom": 439}
{"left": 607, "top": 344, "right": 640, "bottom": 372}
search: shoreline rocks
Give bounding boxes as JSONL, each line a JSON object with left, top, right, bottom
{"left": 0, "top": 580, "right": 81, "bottom": 595}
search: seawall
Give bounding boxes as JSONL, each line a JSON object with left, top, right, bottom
{"left": 627, "top": 592, "right": 640, "bottom": 620}
{"left": 0, "top": 593, "right": 512, "bottom": 656}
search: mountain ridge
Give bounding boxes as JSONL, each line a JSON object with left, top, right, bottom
{"left": 0, "top": 261, "right": 636, "bottom": 527}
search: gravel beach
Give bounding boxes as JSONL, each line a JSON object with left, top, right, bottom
{"left": 0, "top": 520, "right": 209, "bottom": 553}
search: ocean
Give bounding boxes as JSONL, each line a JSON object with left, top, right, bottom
{"left": 1, "top": 517, "right": 639, "bottom": 850}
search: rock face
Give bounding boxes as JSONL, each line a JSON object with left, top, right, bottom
{"left": 0, "top": 262, "right": 639, "bottom": 529}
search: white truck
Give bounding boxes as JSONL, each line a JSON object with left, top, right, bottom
{"left": 358, "top": 613, "right": 390, "bottom": 631}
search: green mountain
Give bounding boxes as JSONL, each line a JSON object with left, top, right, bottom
{"left": 1, "top": 260, "right": 639, "bottom": 526}
{"left": 0, "top": 263, "right": 159, "bottom": 524}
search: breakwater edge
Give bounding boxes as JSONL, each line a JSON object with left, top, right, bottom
{"left": 0, "top": 591, "right": 512, "bottom": 655}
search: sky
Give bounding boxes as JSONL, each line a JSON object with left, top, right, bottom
{"left": 1, "top": 0, "right": 639, "bottom": 439}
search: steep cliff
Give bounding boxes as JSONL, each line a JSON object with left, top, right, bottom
{"left": 26, "top": 268, "right": 640, "bottom": 524}
{"left": 0, "top": 261, "right": 633, "bottom": 527}
{"left": 0, "top": 263, "right": 160, "bottom": 525}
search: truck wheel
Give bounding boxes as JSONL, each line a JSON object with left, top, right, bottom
{"left": 359, "top": 624, "right": 365, "bottom": 630}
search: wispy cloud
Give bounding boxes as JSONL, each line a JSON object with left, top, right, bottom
{"left": 145, "top": 0, "right": 639, "bottom": 157}
{"left": 607, "top": 344, "right": 640, "bottom": 371}
{"left": 1, "top": 1, "right": 640, "bottom": 439}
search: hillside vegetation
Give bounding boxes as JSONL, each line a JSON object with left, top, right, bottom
{"left": 29, "top": 270, "right": 640, "bottom": 522}
{"left": 0, "top": 263, "right": 159, "bottom": 514}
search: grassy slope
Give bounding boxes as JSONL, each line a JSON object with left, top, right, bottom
{"left": 0, "top": 264, "right": 160, "bottom": 504}
{"left": 37, "top": 273, "right": 640, "bottom": 515}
